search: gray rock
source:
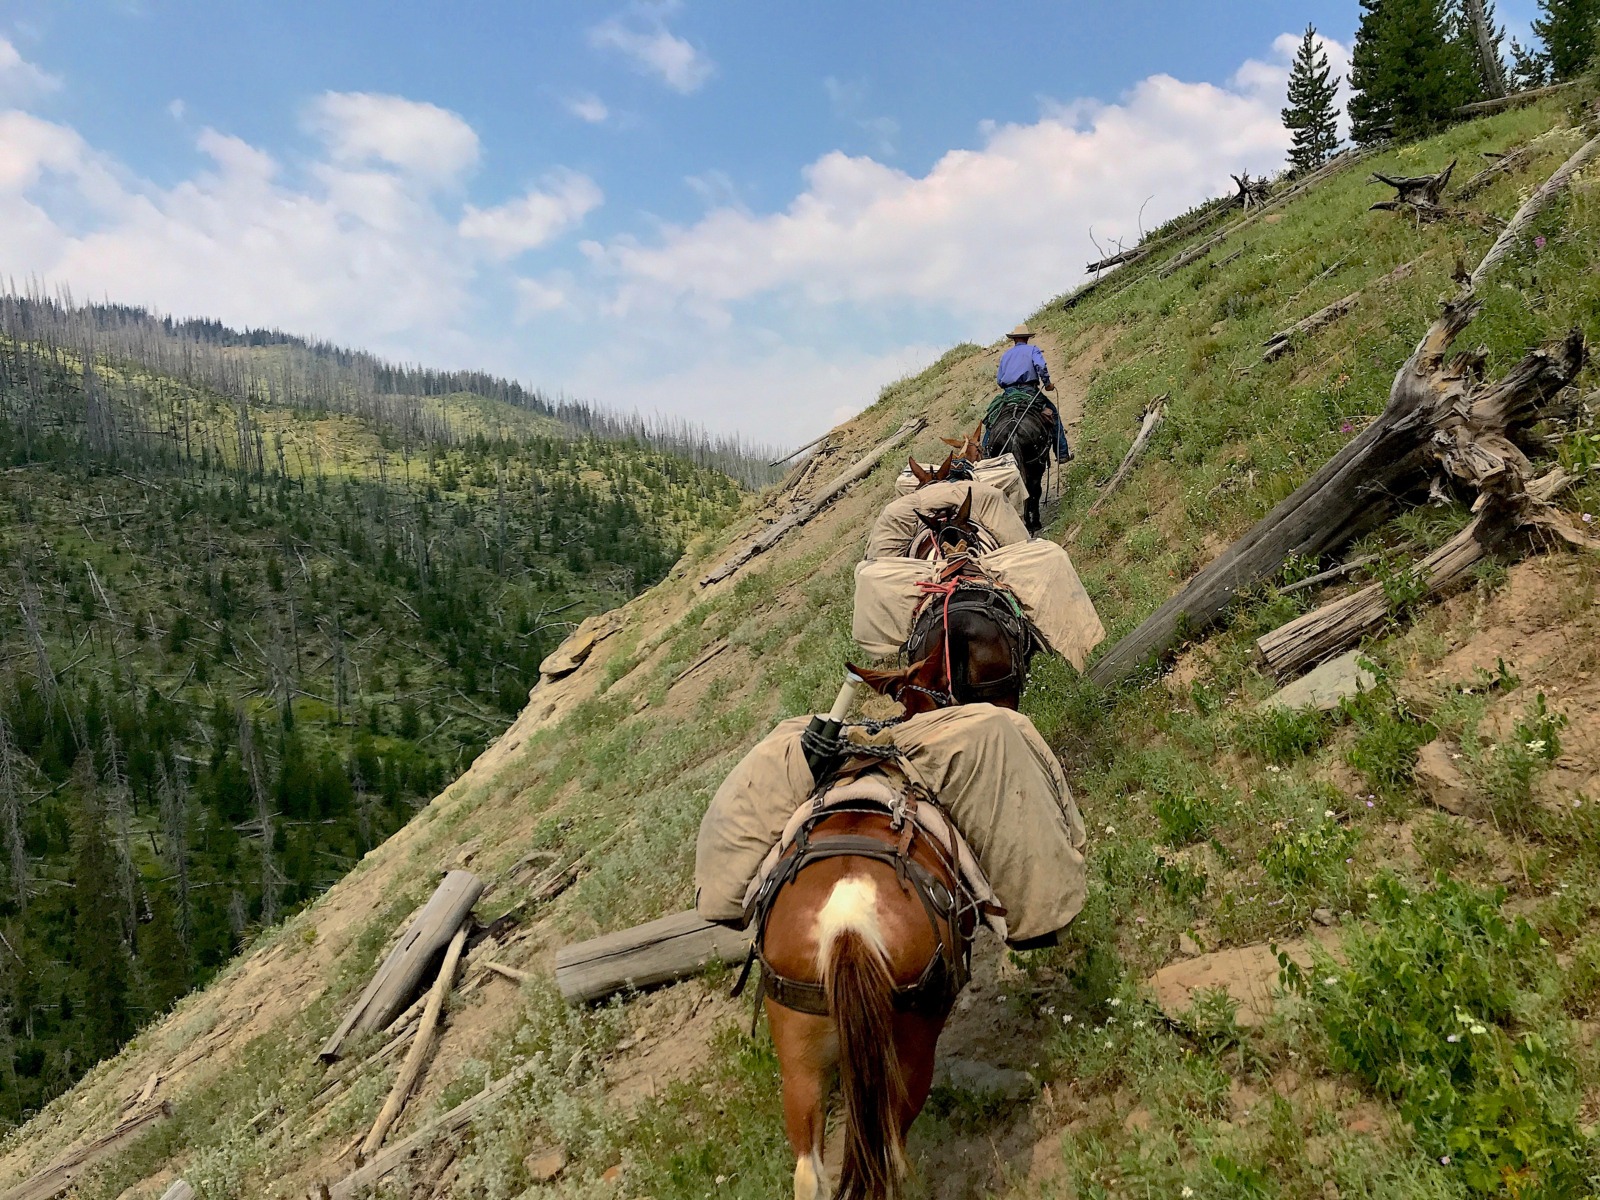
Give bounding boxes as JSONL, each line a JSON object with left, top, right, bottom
{"left": 1312, "top": 907, "right": 1336, "bottom": 927}
{"left": 1415, "top": 740, "right": 1473, "bottom": 815}
{"left": 934, "top": 1057, "right": 1035, "bottom": 1102}
{"left": 1178, "top": 932, "right": 1203, "bottom": 957}
{"left": 1259, "top": 650, "right": 1376, "bottom": 713}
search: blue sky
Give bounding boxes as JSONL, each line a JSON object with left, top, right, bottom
{"left": 0, "top": 1, "right": 1543, "bottom": 445}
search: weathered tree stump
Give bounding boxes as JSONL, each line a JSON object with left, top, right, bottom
{"left": 1232, "top": 173, "right": 1271, "bottom": 210}
{"left": 1369, "top": 160, "right": 1456, "bottom": 218}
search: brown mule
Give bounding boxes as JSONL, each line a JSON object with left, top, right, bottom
{"left": 760, "top": 659, "right": 975, "bottom": 1199}
{"left": 939, "top": 423, "right": 985, "bottom": 464}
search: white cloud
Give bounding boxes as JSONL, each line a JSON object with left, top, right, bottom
{"left": 0, "top": 104, "right": 588, "bottom": 359}
{"left": 1235, "top": 32, "right": 1354, "bottom": 139}
{"left": 167, "top": 97, "right": 187, "bottom": 121}
{"left": 589, "top": 4, "right": 712, "bottom": 94}
{"left": 0, "top": 36, "right": 60, "bottom": 104}
{"left": 459, "top": 170, "right": 603, "bottom": 257}
{"left": 564, "top": 92, "right": 610, "bottom": 123}
{"left": 303, "top": 91, "right": 480, "bottom": 185}
{"left": 587, "top": 66, "right": 1298, "bottom": 326}
{"left": 514, "top": 276, "right": 570, "bottom": 320}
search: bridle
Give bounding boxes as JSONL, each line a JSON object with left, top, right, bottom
{"left": 906, "top": 558, "right": 1037, "bottom": 705}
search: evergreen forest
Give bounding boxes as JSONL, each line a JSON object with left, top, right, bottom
{"left": 0, "top": 291, "right": 757, "bottom": 1120}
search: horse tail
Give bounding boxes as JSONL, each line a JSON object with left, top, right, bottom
{"left": 817, "top": 877, "right": 908, "bottom": 1200}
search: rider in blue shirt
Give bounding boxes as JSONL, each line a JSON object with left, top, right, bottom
{"left": 994, "top": 325, "right": 1071, "bottom": 460}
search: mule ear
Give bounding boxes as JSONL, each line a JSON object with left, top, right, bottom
{"left": 940, "top": 436, "right": 965, "bottom": 449}
{"left": 846, "top": 661, "right": 911, "bottom": 699}
{"left": 916, "top": 508, "right": 945, "bottom": 535}
{"left": 956, "top": 487, "right": 973, "bottom": 525}
{"left": 969, "top": 423, "right": 985, "bottom": 456}
{"left": 934, "top": 452, "right": 956, "bottom": 481}
{"left": 908, "top": 457, "right": 932, "bottom": 485}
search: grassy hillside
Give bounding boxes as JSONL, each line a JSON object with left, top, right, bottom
{"left": 3, "top": 95, "right": 1599, "bottom": 1199}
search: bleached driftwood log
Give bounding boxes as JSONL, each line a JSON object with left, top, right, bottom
{"left": 1, "top": 1104, "right": 173, "bottom": 1200}
{"left": 1065, "top": 399, "right": 1167, "bottom": 544}
{"left": 1262, "top": 255, "right": 1427, "bottom": 362}
{"left": 319, "top": 870, "right": 483, "bottom": 1062}
{"left": 360, "top": 920, "right": 470, "bottom": 1157}
{"left": 700, "top": 418, "right": 925, "bottom": 586}
{"left": 1456, "top": 144, "right": 1537, "bottom": 199}
{"left": 556, "top": 910, "right": 753, "bottom": 1004}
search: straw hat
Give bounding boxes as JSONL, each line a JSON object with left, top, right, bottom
{"left": 1008, "top": 323, "right": 1033, "bottom": 339}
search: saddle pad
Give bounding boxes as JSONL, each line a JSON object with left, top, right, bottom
{"left": 894, "top": 454, "right": 1026, "bottom": 515}
{"left": 852, "top": 557, "right": 938, "bottom": 657}
{"left": 740, "top": 772, "right": 1009, "bottom": 943}
{"left": 977, "top": 541, "right": 1107, "bottom": 672}
{"left": 864, "top": 480, "right": 1029, "bottom": 561}
{"left": 695, "top": 703, "right": 1087, "bottom": 944}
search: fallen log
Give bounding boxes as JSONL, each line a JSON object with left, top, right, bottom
{"left": 481, "top": 960, "right": 532, "bottom": 984}
{"left": 1256, "top": 471, "right": 1594, "bottom": 678}
{"left": 1455, "top": 143, "right": 1537, "bottom": 200}
{"left": 360, "top": 920, "right": 470, "bottom": 1157}
{"left": 1455, "top": 80, "right": 1577, "bottom": 119}
{"left": 1369, "top": 160, "right": 1456, "bottom": 217}
{"left": 556, "top": 910, "right": 752, "bottom": 1004}
{"left": 1157, "top": 147, "right": 1379, "bottom": 280}
{"left": 1, "top": 1103, "right": 172, "bottom": 1200}
{"left": 1065, "top": 398, "right": 1167, "bottom": 544}
{"left": 1470, "top": 125, "right": 1600, "bottom": 291}
{"left": 319, "top": 870, "right": 483, "bottom": 1062}
{"left": 1262, "top": 254, "right": 1428, "bottom": 362}
{"left": 699, "top": 418, "right": 925, "bottom": 586}
{"left": 322, "top": 1058, "right": 545, "bottom": 1199}
{"left": 159, "top": 1183, "right": 196, "bottom": 1200}
{"left": 1089, "top": 131, "right": 1597, "bottom": 688}
{"left": 1277, "top": 542, "right": 1418, "bottom": 596}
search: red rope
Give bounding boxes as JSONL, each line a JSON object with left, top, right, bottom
{"left": 913, "top": 578, "right": 960, "bottom": 697}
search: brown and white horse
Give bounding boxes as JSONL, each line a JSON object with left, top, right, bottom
{"left": 760, "top": 658, "right": 974, "bottom": 1200}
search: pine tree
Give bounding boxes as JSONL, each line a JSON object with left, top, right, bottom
{"left": 1349, "top": 0, "right": 1479, "bottom": 142}
{"left": 1283, "top": 26, "right": 1342, "bottom": 173}
{"left": 1532, "top": 0, "right": 1600, "bottom": 79}
{"left": 1349, "top": 0, "right": 1396, "bottom": 144}
{"left": 69, "top": 775, "right": 132, "bottom": 1062}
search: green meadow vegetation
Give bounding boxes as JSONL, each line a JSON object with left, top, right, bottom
{"left": 8, "top": 94, "right": 1600, "bottom": 1200}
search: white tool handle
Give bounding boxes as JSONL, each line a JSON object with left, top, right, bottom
{"left": 826, "top": 671, "right": 863, "bottom": 723}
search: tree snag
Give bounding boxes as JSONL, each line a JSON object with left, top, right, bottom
{"left": 1369, "top": 160, "right": 1456, "bottom": 218}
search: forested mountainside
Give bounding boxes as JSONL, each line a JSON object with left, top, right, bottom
{"left": 0, "top": 291, "right": 778, "bottom": 488}
{"left": 0, "top": 318, "right": 750, "bottom": 1121}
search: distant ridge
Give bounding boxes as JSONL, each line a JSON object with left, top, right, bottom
{"left": 0, "top": 283, "right": 782, "bottom": 487}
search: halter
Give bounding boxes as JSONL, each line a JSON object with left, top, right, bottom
{"left": 906, "top": 557, "right": 1037, "bottom": 705}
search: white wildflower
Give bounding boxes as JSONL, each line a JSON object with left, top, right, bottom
{"left": 1526, "top": 739, "right": 1547, "bottom": 754}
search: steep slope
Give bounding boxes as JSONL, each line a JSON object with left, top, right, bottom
{"left": 4, "top": 96, "right": 1599, "bottom": 1199}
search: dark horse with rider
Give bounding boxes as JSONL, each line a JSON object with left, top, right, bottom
{"left": 983, "top": 323, "right": 1071, "bottom": 534}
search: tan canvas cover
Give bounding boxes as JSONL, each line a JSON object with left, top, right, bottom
{"left": 894, "top": 454, "right": 1027, "bottom": 514}
{"left": 979, "top": 541, "right": 1107, "bottom": 671}
{"left": 852, "top": 557, "right": 937, "bottom": 656}
{"left": 865, "top": 481, "right": 1030, "bottom": 561}
{"left": 694, "top": 704, "right": 1087, "bottom": 944}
